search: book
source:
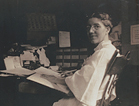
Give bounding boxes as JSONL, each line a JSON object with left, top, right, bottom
{"left": 27, "top": 67, "right": 70, "bottom": 94}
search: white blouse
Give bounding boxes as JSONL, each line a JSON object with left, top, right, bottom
{"left": 53, "top": 40, "right": 117, "bottom": 106}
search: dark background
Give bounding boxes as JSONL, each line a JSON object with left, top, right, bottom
{"left": 0, "top": 0, "right": 122, "bottom": 48}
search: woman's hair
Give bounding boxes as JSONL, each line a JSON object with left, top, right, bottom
{"left": 89, "top": 12, "right": 113, "bottom": 29}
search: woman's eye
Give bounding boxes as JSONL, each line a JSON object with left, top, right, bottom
{"left": 94, "top": 25, "right": 99, "bottom": 29}
{"left": 86, "top": 25, "right": 100, "bottom": 30}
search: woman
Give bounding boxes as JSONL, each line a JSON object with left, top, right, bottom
{"left": 46, "top": 12, "right": 117, "bottom": 106}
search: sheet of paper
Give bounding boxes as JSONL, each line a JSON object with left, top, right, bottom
{"left": 37, "top": 48, "right": 50, "bottom": 67}
{"left": 0, "top": 73, "right": 14, "bottom": 77}
{"left": 33, "top": 67, "right": 60, "bottom": 78}
{"left": 4, "top": 56, "right": 21, "bottom": 70}
{"left": 13, "top": 56, "right": 22, "bottom": 68}
{"left": 59, "top": 31, "right": 71, "bottom": 47}
{"left": 4, "top": 57, "right": 15, "bottom": 70}
{"left": 0, "top": 68, "right": 35, "bottom": 77}
{"left": 27, "top": 73, "right": 69, "bottom": 94}
{"left": 50, "top": 66, "right": 59, "bottom": 71}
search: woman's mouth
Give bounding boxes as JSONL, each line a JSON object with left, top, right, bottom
{"left": 89, "top": 35, "right": 97, "bottom": 39}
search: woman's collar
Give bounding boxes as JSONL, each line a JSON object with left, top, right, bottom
{"left": 94, "top": 40, "right": 111, "bottom": 51}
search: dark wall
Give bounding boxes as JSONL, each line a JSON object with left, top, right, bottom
{"left": 0, "top": 0, "right": 121, "bottom": 47}
{"left": 121, "top": 0, "right": 139, "bottom": 65}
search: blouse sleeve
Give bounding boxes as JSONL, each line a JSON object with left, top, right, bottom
{"left": 65, "top": 47, "right": 116, "bottom": 106}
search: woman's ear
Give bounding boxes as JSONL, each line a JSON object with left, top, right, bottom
{"left": 106, "top": 26, "right": 111, "bottom": 34}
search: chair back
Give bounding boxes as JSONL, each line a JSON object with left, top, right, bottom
{"left": 99, "top": 50, "right": 130, "bottom": 106}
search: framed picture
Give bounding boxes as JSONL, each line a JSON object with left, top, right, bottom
{"left": 130, "top": 24, "right": 139, "bottom": 45}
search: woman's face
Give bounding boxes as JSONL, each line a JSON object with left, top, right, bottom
{"left": 87, "top": 17, "right": 110, "bottom": 45}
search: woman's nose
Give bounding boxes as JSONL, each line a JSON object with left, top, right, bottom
{"left": 89, "top": 26, "right": 95, "bottom": 33}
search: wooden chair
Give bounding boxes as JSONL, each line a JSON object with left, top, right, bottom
{"left": 98, "top": 50, "right": 130, "bottom": 106}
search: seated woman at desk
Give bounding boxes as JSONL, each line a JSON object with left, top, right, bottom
{"left": 45, "top": 12, "right": 117, "bottom": 106}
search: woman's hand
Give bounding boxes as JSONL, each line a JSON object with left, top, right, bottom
{"left": 61, "top": 69, "right": 77, "bottom": 77}
{"left": 40, "top": 74, "right": 66, "bottom": 85}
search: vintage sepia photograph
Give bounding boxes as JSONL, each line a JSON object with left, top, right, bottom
{"left": 0, "top": 0, "right": 139, "bottom": 106}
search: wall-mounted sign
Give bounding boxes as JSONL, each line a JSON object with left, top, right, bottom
{"left": 130, "top": 24, "right": 139, "bottom": 45}
{"left": 59, "top": 31, "right": 71, "bottom": 47}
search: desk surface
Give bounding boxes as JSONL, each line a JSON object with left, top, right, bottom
{"left": 0, "top": 76, "right": 65, "bottom": 106}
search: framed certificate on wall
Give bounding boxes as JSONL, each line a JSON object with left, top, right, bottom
{"left": 130, "top": 24, "right": 139, "bottom": 45}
